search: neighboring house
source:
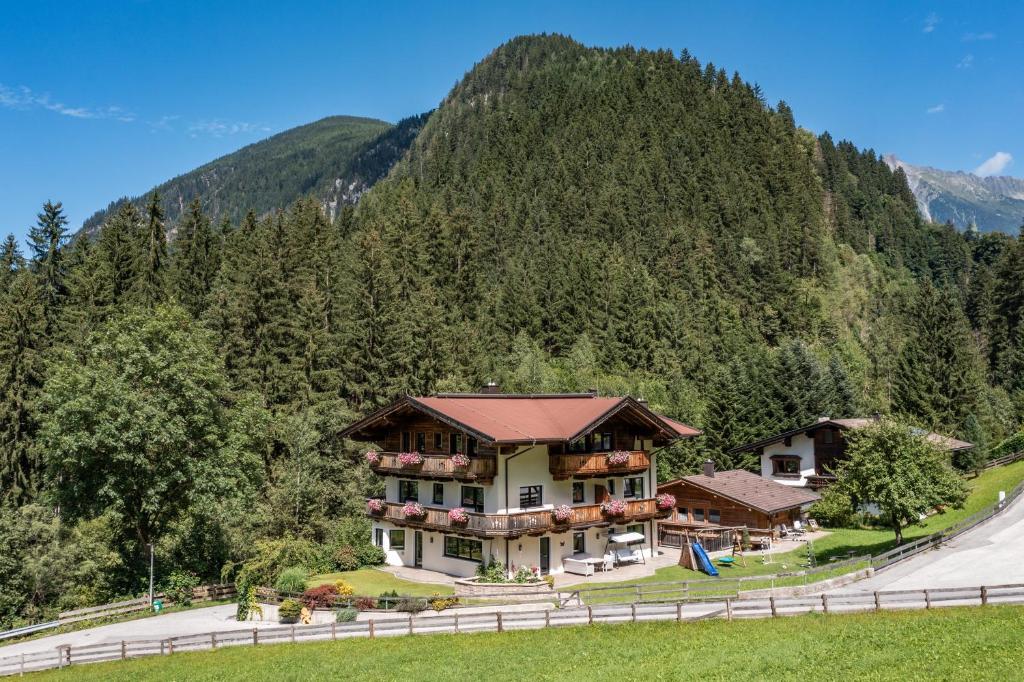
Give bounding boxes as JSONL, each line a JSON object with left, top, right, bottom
{"left": 730, "top": 417, "right": 974, "bottom": 490}
{"left": 340, "top": 390, "right": 700, "bottom": 577}
{"left": 657, "top": 462, "right": 819, "bottom": 545}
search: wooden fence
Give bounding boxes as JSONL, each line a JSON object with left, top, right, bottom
{"left": 4, "top": 582, "right": 1024, "bottom": 677}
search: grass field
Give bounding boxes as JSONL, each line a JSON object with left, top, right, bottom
{"left": 567, "top": 459, "right": 1024, "bottom": 589}
{"left": 29, "top": 605, "right": 1024, "bottom": 681}
{"left": 307, "top": 568, "right": 454, "bottom": 597}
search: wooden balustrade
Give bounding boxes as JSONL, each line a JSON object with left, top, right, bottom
{"left": 549, "top": 451, "right": 650, "bottom": 480}
{"left": 369, "top": 453, "right": 496, "bottom": 483}
{"left": 369, "top": 498, "right": 662, "bottom": 538}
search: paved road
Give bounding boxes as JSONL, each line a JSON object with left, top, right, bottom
{"left": 832, "top": 491, "right": 1024, "bottom": 593}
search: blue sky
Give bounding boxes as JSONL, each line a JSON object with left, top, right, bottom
{"left": 2, "top": 1, "right": 1021, "bottom": 242}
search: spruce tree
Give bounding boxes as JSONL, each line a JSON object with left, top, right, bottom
{"left": 27, "top": 201, "right": 70, "bottom": 332}
{"left": 0, "top": 234, "right": 25, "bottom": 291}
{"left": 171, "top": 199, "right": 216, "bottom": 317}
{"left": 133, "top": 192, "right": 168, "bottom": 307}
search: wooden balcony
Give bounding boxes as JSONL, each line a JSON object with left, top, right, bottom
{"left": 368, "top": 498, "right": 665, "bottom": 538}
{"left": 369, "top": 453, "right": 496, "bottom": 484}
{"left": 549, "top": 451, "right": 651, "bottom": 480}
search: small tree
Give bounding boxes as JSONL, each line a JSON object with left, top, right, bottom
{"left": 833, "top": 418, "right": 968, "bottom": 544}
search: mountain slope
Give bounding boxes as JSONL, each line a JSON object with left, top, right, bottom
{"left": 885, "top": 155, "right": 1024, "bottom": 234}
{"left": 81, "top": 113, "right": 429, "bottom": 234}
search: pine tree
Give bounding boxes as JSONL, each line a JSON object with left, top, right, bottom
{"left": 0, "top": 234, "right": 25, "bottom": 291}
{"left": 95, "top": 202, "right": 144, "bottom": 308}
{"left": 27, "top": 201, "right": 70, "bottom": 332}
{"left": 133, "top": 192, "right": 168, "bottom": 307}
{"left": 171, "top": 199, "right": 216, "bottom": 317}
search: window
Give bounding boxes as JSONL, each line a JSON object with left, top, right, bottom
{"left": 569, "top": 438, "right": 586, "bottom": 453}
{"left": 519, "top": 485, "right": 542, "bottom": 508}
{"left": 449, "top": 433, "right": 463, "bottom": 454}
{"left": 693, "top": 508, "right": 705, "bottom": 523}
{"left": 401, "top": 431, "right": 411, "bottom": 452}
{"left": 607, "top": 479, "right": 616, "bottom": 495}
{"left": 597, "top": 432, "right": 613, "bottom": 451}
{"left": 444, "top": 535, "right": 483, "bottom": 562}
{"left": 433, "top": 483, "right": 445, "bottom": 505}
{"left": 389, "top": 529, "right": 405, "bottom": 551}
{"left": 461, "top": 486, "right": 484, "bottom": 512}
{"left": 434, "top": 432, "right": 443, "bottom": 450}
{"left": 676, "top": 507, "right": 688, "bottom": 522}
{"left": 573, "top": 532, "right": 586, "bottom": 554}
{"left": 374, "top": 528, "right": 384, "bottom": 546}
{"left": 709, "top": 509, "right": 721, "bottom": 524}
{"left": 572, "top": 482, "right": 585, "bottom": 504}
{"left": 416, "top": 432, "right": 426, "bottom": 453}
{"left": 772, "top": 457, "right": 801, "bottom": 476}
{"left": 398, "top": 480, "right": 419, "bottom": 502}
{"left": 823, "top": 429, "right": 834, "bottom": 444}
{"left": 467, "top": 437, "right": 478, "bottom": 456}
{"left": 783, "top": 435, "right": 792, "bottom": 447}
{"left": 623, "top": 477, "right": 644, "bottom": 499}
{"left": 626, "top": 524, "right": 644, "bottom": 536}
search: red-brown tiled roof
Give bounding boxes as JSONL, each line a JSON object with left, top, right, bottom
{"left": 661, "top": 469, "right": 820, "bottom": 514}
{"left": 657, "top": 414, "right": 703, "bottom": 438}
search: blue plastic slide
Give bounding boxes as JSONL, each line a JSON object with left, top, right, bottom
{"left": 691, "top": 542, "right": 719, "bottom": 577}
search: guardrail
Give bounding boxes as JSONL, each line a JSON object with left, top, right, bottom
{"left": 4, "top": 582, "right": 1023, "bottom": 676}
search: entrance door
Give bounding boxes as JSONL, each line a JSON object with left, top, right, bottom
{"left": 414, "top": 531, "right": 423, "bottom": 568}
{"left": 539, "top": 537, "right": 550, "bottom": 575}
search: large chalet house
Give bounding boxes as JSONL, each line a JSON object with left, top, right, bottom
{"left": 340, "top": 390, "right": 700, "bottom": 577}
{"left": 730, "top": 416, "right": 974, "bottom": 490}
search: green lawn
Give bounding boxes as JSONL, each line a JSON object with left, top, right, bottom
{"left": 569, "top": 459, "right": 1024, "bottom": 590}
{"left": 307, "top": 568, "right": 453, "bottom": 597}
{"left": 30, "top": 606, "right": 1024, "bottom": 681}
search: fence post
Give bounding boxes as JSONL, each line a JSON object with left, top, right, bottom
{"left": 291, "top": 625, "right": 296, "bottom": 643}
{"left": 587, "top": 605, "right": 593, "bottom": 625}
{"left": 496, "top": 612, "right": 503, "bottom": 633}
{"left": 874, "top": 592, "right": 881, "bottom": 611}
{"left": 168, "top": 638, "right": 175, "bottom": 655}
{"left": 160, "top": 640, "right": 165, "bottom": 656}
{"left": 409, "top": 614, "right": 414, "bottom": 635}
{"left": 769, "top": 597, "right": 777, "bottom": 617}
{"left": 545, "top": 610, "right": 550, "bottom": 628}
{"left": 368, "top": 619, "right": 375, "bottom": 639}
{"left": 725, "top": 599, "right": 732, "bottom": 621}
{"left": 332, "top": 622, "right": 337, "bottom": 640}
{"left": 631, "top": 603, "right": 637, "bottom": 622}
{"left": 676, "top": 601, "right": 683, "bottom": 622}
{"left": 253, "top": 628, "right": 259, "bottom": 645}
{"left": 981, "top": 586, "right": 988, "bottom": 606}
{"left": 821, "top": 594, "right": 829, "bottom": 614}
{"left": 21, "top": 652, "right": 25, "bottom": 676}
{"left": 121, "top": 640, "right": 127, "bottom": 660}
{"left": 211, "top": 632, "right": 217, "bottom": 649}
{"left": 453, "top": 612, "right": 459, "bottom": 633}
{"left": 924, "top": 590, "right": 931, "bottom": 609}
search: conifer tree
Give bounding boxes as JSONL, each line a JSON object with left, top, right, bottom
{"left": 27, "top": 201, "right": 70, "bottom": 332}
{"left": 95, "top": 203, "right": 144, "bottom": 308}
{"left": 0, "top": 234, "right": 25, "bottom": 291}
{"left": 133, "top": 192, "right": 168, "bottom": 307}
{"left": 171, "top": 199, "right": 217, "bottom": 317}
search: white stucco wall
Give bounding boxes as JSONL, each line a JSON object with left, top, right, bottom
{"left": 760, "top": 433, "right": 816, "bottom": 487}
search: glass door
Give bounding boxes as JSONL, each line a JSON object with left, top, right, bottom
{"left": 414, "top": 531, "right": 423, "bottom": 568}
{"left": 539, "top": 537, "right": 550, "bottom": 575}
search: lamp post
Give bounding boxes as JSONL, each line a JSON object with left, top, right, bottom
{"left": 148, "top": 543, "right": 155, "bottom": 605}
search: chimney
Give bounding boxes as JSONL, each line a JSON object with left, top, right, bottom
{"left": 637, "top": 397, "right": 648, "bottom": 407}
{"left": 480, "top": 381, "right": 501, "bottom": 395}
{"left": 703, "top": 459, "right": 715, "bottom": 477}
{"left": 817, "top": 416, "right": 830, "bottom": 423}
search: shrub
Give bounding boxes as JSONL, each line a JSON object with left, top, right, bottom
{"left": 274, "top": 566, "right": 309, "bottom": 595}
{"left": 428, "top": 593, "right": 459, "bottom": 611}
{"left": 512, "top": 566, "right": 535, "bottom": 583}
{"left": 810, "top": 487, "right": 855, "bottom": 528}
{"left": 354, "top": 597, "right": 377, "bottom": 611}
{"left": 335, "top": 607, "right": 358, "bottom": 622}
{"left": 334, "top": 580, "right": 355, "bottom": 596}
{"left": 334, "top": 545, "right": 361, "bottom": 571}
{"left": 300, "top": 584, "right": 339, "bottom": 609}
{"left": 356, "top": 544, "right": 386, "bottom": 567}
{"left": 542, "top": 575, "right": 554, "bottom": 589}
{"left": 476, "top": 557, "right": 507, "bottom": 583}
{"left": 161, "top": 570, "right": 200, "bottom": 607}
{"left": 278, "top": 598, "right": 303, "bottom": 624}
{"left": 396, "top": 597, "right": 426, "bottom": 613}
{"left": 378, "top": 590, "right": 400, "bottom": 609}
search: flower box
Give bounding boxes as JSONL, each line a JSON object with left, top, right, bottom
{"left": 600, "top": 499, "right": 627, "bottom": 517}
{"left": 655, "top": 493, "right": 676, "bottom": 511}
{"left": 450, "top": 453, "right": 471, "bottom": 468}
{"left": 367, "top": 498, "right": 386, "bottom": 514}
{"left": 448, "top": 507, "right": 469, "bottom": 524}
{"left": 398, "top": 452, "right": 424, "bottom": 466}
{"left": 552, "top": 504, "right": 575, "bottom": 523}
{"left": 402, "top": 501, "right": 426, "bottom": 518}
{"left": 606, "top": 450, "right": 631, "bottom": 466}
{"left": 365, "top": 450, "right": 381, "bottom": 465}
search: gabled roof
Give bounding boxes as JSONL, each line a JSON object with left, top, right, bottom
{"left": 660, "top": 469, "right": 820, "bottom": 514}
{"left": 728, "top": 417, "right": 973, "bottom": 454}
{"left": 340, "top": 393, "right": 701, "bottom": 445}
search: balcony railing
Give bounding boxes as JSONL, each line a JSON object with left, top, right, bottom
{"left": 549, "top": 451, "right": 650, "bottom": 480}
{"left": 368, "top": 498, "right": 665, "bottom": 538}
{"left": 369, "top": 453, "right": 497, "bottom": 484}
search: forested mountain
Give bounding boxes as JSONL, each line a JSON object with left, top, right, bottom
{"left": 80, "top": 113, "right": 429, "bottom": 236}
{"left": 885, "top": 155, "right": 1024, "bottom": 234}
{"left": 2, "top": 34, "right": 1023, "bottom": 627}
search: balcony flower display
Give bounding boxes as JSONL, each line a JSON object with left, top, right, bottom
{"left": 451, "top": 453, "right": 471, "bottom": 467}
{"left": 655, "top": 493, "right": 676, "bottom": 511}
{"left": 600, "top": 498, "right": 627, "bottom": 517}
{"left": 366, "top": 498, "right": 386, "bottom": 514}
{"left": 606, "top": 450, "right": 631, "bottom": 466}
{"left": 448, "top": 507, "right": 469, "bottom": 524}
{"left": 398, "top": 451, "right": 424, "bottom": 466}
{"left": 552, "top": 504, "right": 575, "bottom": 523}
{"left": 402, "top": 501, "right": 425, "bottom": 518}
{"left": 364, "top": 450, "right": 381, "bottom": 465}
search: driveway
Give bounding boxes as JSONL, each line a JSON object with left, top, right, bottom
{"left": 832, "top": 492, "right": 1024, "bottom": 593}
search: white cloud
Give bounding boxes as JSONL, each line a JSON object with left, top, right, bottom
{"left": 926, "top": 103, "right": 945, "bottom": 114}
{"left": 974, "top": 152, "right": 1013, "bottom": 177}
{"left": 923, "top": 12, "right": 940, "bottom": 33}
{"left": 962, "top": 32, "right": 995, "bottom": 42}
{"left": 956, "top": 54, "right": 975, "bottom": 69}
{"left": 0, "top": 83, "right": 134, "bottom": 122}
{"left": 187, "top": 119, "right": 271, "bottom": 138}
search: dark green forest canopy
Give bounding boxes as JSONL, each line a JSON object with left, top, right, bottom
{"left": 1, "top": 34, "right": 1023, "bottom": 626}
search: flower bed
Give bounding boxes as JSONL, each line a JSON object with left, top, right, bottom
{"left": 552, "top": 504, "right": 575, "bottom": 523}
{"left": 600, "top": 498, "right": 627, "bottom": 516}
{"left": 402, "top": 501, "right": 426, "bottom": 518}
{"left": 398, "top": 452, "right": 424, "bottom": 466}
{"left": 655, "top": 493, "right": 676, "bottom": 511}
{"left": 607, "top": 450, "right": 631, "bottom": 466}
{"left": 367, "top": 498, "right": 386, "bottom": 514}
{"left": 451, "top": 453, "right": 471, "bottom": 467}
{"left": 448, "top": 507, "right": 469, "bottom": 523}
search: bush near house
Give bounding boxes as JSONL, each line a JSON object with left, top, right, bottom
{"left": 277, "top": 599, "right": 302, "bottom": 624}
{"left": 274, "top": 567, "right": 309, "bottom": 594}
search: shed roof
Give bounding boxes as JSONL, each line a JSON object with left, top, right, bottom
{"left": 728, "top": 417, "right": 973, "bottom": 454}
{"left": 660, "top": 469, "right": 820, "bottom": 514}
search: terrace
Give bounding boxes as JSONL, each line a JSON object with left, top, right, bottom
{"left": 549, "top": 451, "right": 651, "bottom": 480}
{"left": 368, "top": 452, "right": 497, "bottom": 484}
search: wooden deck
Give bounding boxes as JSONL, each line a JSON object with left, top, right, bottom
{"left": 548, "top": 451, "right": 650, "bottom": 480}
{"left": 369, "top": 453, "right": 497, "bottom": 484}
